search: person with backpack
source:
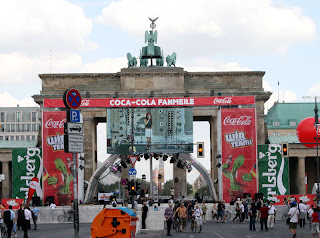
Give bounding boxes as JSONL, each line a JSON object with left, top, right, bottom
{"left": 111, "top": 198, "right": 117, "bottom": 207}
{"left": 288, "top": 202, "right": 300, "bottom": 238}
{"left": 3, "top": 205, "right": 15, "bottom": 238}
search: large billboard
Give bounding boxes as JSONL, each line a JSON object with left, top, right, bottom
{"left": 258, "top": 144, "right": 290, "bottom": 201}
{"left": 221, "top": 108, "right": 257, "bottom": 202}
{"left": 12, "top": 148, "right": 43, "bottom": 202}
{"left": 42, "top": 111, "right": 74, "bottom": 206}
{"left": 107, "top": 108, "right": 193, "bottom": 153}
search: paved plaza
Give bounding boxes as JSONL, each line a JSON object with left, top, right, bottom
{"left": 7, "top": 220, "right": 315, "bottom": 238}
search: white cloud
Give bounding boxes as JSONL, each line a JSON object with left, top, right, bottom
{"left": 183, "top": 58, "right": 251, "bottom": 72}
{"left": 97, "top": 0, "right": 316, "bottom": 57}
{"left": 81, "top": 57, "right": 127, "bottom": 73}
{"left": 308, "top": 83, "right": 320, "bottom": 97}
{"left": 0, "top": 0, "right": 94, "bottom": 55}
{"left": 264, "top": 80, "right": 297, "bottom": 112}
{"left": 0, "top": 92, "right": 38, "bottom": 107}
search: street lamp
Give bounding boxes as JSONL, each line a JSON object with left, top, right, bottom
{"left": 314, "top": 99, "right": 320, "bottom": 206}
{"left": 158, "top": 174, "right": 162, "bottom": 206}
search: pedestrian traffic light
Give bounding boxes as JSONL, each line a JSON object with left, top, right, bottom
{"left": 126, "top": 179, "right": 131, "bottom": 191}
{"left": 282, "top": 142, "right": 289, "bottom": 157}
{"left": 197, "top": 142, "right": 204, "bottom": 158}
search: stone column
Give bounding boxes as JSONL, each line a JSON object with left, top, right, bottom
{"left": 1, "top": 161, "right": 10, "bottom": 198}
{"left": 209, "top": 116, "right": 217, "bottom": 183}
{"left": 83, "top": 118, "right": 98, "bottom": 182}
{"left": 297, "top": 157, "right": 306, "bottom": 194}
{"left": 173, "top": 165, "right": 187, "bottom": 199}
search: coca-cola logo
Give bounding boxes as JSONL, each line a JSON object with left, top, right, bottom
{"left": 223, "top": 116, "right": 252, "bottom": 126}
{"left": 213, "top": 97, "right": 232, "bottom": 104}
{"left": 45, "top": 118, "right": 67, "bottom": 128}
{"left": 81, "top": 99, "right": 90, "bottom": 107}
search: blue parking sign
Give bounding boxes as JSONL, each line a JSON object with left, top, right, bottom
{"left": 68, "top": 109, "right": 81, "bottom": 123}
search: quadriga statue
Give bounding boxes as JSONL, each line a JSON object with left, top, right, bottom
{"left": 166, "top": 52, "right": 176, "bottom": 67}
{"left": 127, "top": 53, "right": 137, "bottom": 67}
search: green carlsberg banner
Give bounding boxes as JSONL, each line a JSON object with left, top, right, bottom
{"left": 258, "top": 144, "right": 289, "bottom": 200}
{"left": 12, "top": 148, "right": 43, "bottom": 201}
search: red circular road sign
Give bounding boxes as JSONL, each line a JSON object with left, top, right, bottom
{"left": 121, "top": 179, "right": 127, "bottom": 185}
{"left": 63, "top": 89, "right": 82, "bottom": 109}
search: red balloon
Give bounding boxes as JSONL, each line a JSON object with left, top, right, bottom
{"left": 296, "top": 117, "right": 320, "bottom": 148}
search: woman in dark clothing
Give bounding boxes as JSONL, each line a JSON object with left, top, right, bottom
{"left": 233, "top": 204, "right": 241, "bottom": 223}
{"left": 249, "top": 203, "right": 257, "bottom": 231}
{"left": 17, "top": 204, "right": 24, "bottom": 230}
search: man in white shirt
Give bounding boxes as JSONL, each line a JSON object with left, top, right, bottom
{"left": 50, "top": 202, "right": 56, "bottom": 209}
{"left": 267, "top": 202, "right": 277, "bottom": 229}
{"left": 194, "top": 204, "right": 203, "bottom": 233}
{"left": 288, "top": 203, "right": 300, "bottom": 238}
{"left": 308, "top": 205, "right": 315, "bottom": 227}
{"left": 24, "top": 206, "right": 32, "bottom": 238}
{"left": 298, "top": 201, "right": 307, "bottom": 227}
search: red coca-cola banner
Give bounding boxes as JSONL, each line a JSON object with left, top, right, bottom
{"left": 42, "top": 111, "right": 74, "bottom": 206}
{"left": 44, "top": 96, "right": 255, "bottom": 108}
{"left": 221, "top": 108, "right": 257, "bottom": 202}
{"left": 1, "top": 199, "right": 24, "bottom": 210}
{"left": 273, "top": 194, "right": 316, "bottom": 206}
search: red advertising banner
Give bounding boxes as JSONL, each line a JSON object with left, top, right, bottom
{"left": 44, "top": 96, "right": 255, "bottom": 108}
{"left": 221, "top": 108, "right": 257, "bottom": 202}
{"left": 1, "top": 199, "right": 24, "bottom": 210}
{"left": 273, "top": 194, "right": 316, "bottom": 206}
{"left": 42, "top": 111, "right": 74, "bottom": 206}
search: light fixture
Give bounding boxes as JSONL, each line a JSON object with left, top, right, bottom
{"left": 216, "top": 162, "right": 221, "bottom": 168}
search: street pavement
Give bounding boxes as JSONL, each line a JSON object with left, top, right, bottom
{"left": 160, "top": 219, "right": 314, "bottom": 238}
{"left": 7, "top": 220, "right": 314, "bottom": 238}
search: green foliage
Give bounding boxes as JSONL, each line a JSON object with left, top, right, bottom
{"left": 242, "top": 173, "right": 252, "bottom": 182}
{"left": 195, "top": 186, "right": 209, "bottom": 196}
{"left": 47, "top": 177, "right": 57, "bottom": 185}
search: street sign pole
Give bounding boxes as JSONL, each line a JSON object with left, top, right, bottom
{"left": 63, "top": 88, "right": 82, "bottom": 238}
{"left": 73, "top": 152, "right": 79, "bottom": 237}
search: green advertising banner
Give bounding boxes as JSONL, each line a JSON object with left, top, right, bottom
{"left": 258, "top": 144, "right": 289, "bottom": 201}
{"left": 12, "top": 148, "right": 43, "bottom": 202}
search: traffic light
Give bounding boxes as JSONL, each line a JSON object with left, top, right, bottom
{"left": 136, "top": 181, "right": 141, "bottom": 193}
{"left": 282, "top": 142, "right": 289, "bottom": 157}
{"left": 197, "top": 142, "right": 204, "bottom": 158}
{"left": 129, "top": 180, "right": 136, "bottom": 195}
{"left": 126, "top": 179, "right": 131, "bottom": 191}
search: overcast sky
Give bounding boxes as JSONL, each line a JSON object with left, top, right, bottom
{"left": 1, "top": 0, "right": 319, "bottom": 183}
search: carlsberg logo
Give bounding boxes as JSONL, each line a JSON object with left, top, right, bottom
{"left": 261, "top": 144, "right": 287, "bottom": 200}
{"left": 17, "top": 148, "right": 41, "bottom": 199}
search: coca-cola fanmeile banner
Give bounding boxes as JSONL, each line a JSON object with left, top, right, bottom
{"left": 221, "top": 108, "right": 257, "bottom": 202}
{"left": 43, "top": 96, "right": 255, "bottom": 108}
{"left": 42, "top": 111, "right": 74, "bottom": 206}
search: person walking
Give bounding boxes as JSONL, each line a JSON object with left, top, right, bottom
{"left": 267, "top": 201, "right": 276, "bottom": 229}
{"left": 232, "top": 204, "right": 241, "bottom": 223}
{"left": 217, "top": 201, "right": 224, "bottom": 223}
{"left": 174, "top": 203, "right": 187, "bottom": 232}
{"left": 298, "top": 200, "right": 307, "bottom": 227}
{"left": 194, "top": 204, "right": 203, "bottom": 233}
{"left": 308, "top": 205, "right": 315, "bottom": 228}
{"left": 201, "top": 201, "right": 207, "bottom": 224}
{"left": 249, "top": 203, "right": 257, "bottom": 231}
{"left": 23, "top": 205, "right": 32, "bottom": 238}
{"left": 164, "top": 202, "right": 174, "bottom": 236}
{"left": 3, "top": 205, "right": 15, "bottom": 238}
{"left": 244, "top": 199, "right": 249, "bottom": 219}
{"left": 17, "top": 204, "right": 24, "bottom": 230}
{"left": 141, "top": 202, "right": 148, "bottom": 229}
{"left": 288, "top": 202, "right": 299, "bottom": 238}
{"left": 32, "top": 204, "right": 40, "bottom": 230}
{"left": 311, "top": 208, "right": 320, "bottom": 238}
{"left": 259, "top": 203, "right": 268, "bottom": 231}
{"left": 240, "top": 202, "right": 245, "bottom": 223}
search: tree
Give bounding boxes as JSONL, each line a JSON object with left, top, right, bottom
{"left": 195, "top": 186, "right": 209, "bottom": 197}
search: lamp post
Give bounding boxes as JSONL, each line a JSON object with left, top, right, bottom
{"left": 158, "top": 174, "right": 162, "bottom": 206}
{"left": 315, "top": 99, "right": 320, "bottom": 206}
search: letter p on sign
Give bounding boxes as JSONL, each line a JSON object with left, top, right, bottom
{"left": 69, "top": 109, "right": 81, "bottom": 123}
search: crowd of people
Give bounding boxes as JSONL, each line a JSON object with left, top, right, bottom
{"left": 0, "top": 203, "right": 39, "bottom": 238}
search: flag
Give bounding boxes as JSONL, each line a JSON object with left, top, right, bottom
{"left": 43, "top": 167, "right": 49, "bottom": 181}
{"left": 0, "top": 203, "right": 4, "bottom": 210}
{"left": 250, "top": 163, "right": 257, "bottom": 178}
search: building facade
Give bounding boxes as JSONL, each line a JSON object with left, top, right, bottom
{"left": 0, "top": 106, "right": 40, "bottom": 141}
{"left": 265, "top": 102, "right": 320, "bottom": 194}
